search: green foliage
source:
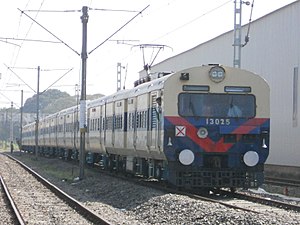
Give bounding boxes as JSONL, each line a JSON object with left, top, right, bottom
{"left": 0, "top": 89, "right": 104, "bottom": 141}
{"left": 23, "top": 89, "right": 74, "bottom": 114}
{"left": 22, "top": 89, "right": 104, "bottom": 114}
{"left": 0, "top": 107, "right": 20, "bottom": 142}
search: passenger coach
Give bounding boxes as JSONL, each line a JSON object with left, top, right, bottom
{"left": 86, "top": 64, "right": 270, "bottom": 189}
{"left": 22, "top": 64, "right": 270, "bottom": 190}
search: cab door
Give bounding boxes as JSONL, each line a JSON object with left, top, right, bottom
{"left": 148, "top": 91, "right": 162, "bottom": 151}
{"left": 126, "top": 97, "right": 136, "bottom": 150}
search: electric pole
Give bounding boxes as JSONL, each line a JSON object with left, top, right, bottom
{"left": 20, "top": 90, "right": 23, "bottom": 151}
{"left": 233, "top": 1, "right": 242, "bottom": 68}
{"left": 10, "top": 102, "right": 13, "bottom": 153}
{"left": 79, "top": 6, "right": 88, "bottom": 180}
{"left": 117, "top": 63, "right": 123, "bottom": 91}
{"left": 233, "top": 1, "right": 250, "bottom": 68}
{"left": 35, "top": 66, "right": 40, "bottom": 159}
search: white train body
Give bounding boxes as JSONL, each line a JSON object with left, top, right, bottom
{"left": 22, "top": 65, "right": 270, "bottom": 189}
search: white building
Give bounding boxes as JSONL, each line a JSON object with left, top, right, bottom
{"left": 145, "top": 1, "right": 300, "bottom": 168}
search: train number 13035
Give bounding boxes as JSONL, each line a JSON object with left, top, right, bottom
{"left": 205, "top": 118, "right": 231, "bottom": 125}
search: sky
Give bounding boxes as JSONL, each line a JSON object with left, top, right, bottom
{"left": 0, "top": 0, "right": 297, "bottom": 109}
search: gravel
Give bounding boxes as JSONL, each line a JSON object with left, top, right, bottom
{"left": 0, "top": 154, "right": 94, "bottom": 225}
{"left": 0, "top": 182, "right": 16, "bottom": 224}
{"left": 6, "top": 151, "right": 300, "bottom": 225}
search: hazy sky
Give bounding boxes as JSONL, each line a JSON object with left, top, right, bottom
{"left": 0, "top": 0, "right": 297, "bottom": 108}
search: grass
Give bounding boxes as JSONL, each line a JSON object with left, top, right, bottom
{"left": 2, "top": 150, "right": 82, "bottom": 184}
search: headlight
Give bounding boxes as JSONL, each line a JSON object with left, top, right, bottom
{"left": 179, "top": 149, "right": 195, "bottom": 165}
{"left": 243, "top": 151, "right": 259, "bottom": 167}
{"left": 209, "top": 66, "right": 225, "bottom": 83}
{"left": 197, "top": 127, "right": 208, "bottom": 139}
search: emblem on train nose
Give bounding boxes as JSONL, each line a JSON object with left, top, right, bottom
{"left": 197, "top": 127, "right": 208, "bottom": 139}
{"left": 175, "top": 126, "right": 186, "bottom": 136}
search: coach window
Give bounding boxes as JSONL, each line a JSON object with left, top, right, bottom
{"left": 128, "top": 113, "right": 132, "bottom": 129}
{"left": 131, "top": 112, "right": 135, "bottom": 129}
{"left": 137, "top": 112, "right": 140, "bottom": 128}
{"left": 143, "top": 111, "right": 147, "bottom": 128}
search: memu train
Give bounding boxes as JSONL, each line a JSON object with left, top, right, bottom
{"left": 22, "top": 65, "right": 270, "bottom": 190}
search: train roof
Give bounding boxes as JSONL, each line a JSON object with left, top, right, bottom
{"left": 88, "top": 64, "right": 269, "bottom": 108}
{"left": 87, "top": 73, "right": 173, "bottom": 107}
{"left": 57, "top": 105, "right": 79, "bottom": 116}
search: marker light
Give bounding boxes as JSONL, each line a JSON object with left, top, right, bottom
{"left": 243, "top": 151, "right": 259, "bottom": 167}
{"left": 197, "top": 127, "right": 208, "bottom": 138}
{"left": 179, "top": 149, "right": 195, "bottom": 165}
{"left": 209, "top": 66, "right": 225, "bottom": 83}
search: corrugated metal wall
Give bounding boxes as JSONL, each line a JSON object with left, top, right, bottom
{"left": 149, "top": 1, "right": 300, "bottom": 167}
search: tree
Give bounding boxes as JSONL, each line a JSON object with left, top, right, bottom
{"left": 23, "top": 89, "right": 74, "bottom": 114}
{"left": 22, "top": 89, "right": 104, "bottom": 114}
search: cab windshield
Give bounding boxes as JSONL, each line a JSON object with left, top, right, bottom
{"left": 178, "top": 93, "right": 255, "bottom": 118}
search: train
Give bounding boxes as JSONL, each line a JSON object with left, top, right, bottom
{"left": 22, "top": 64, "right": 270, "bottom": 190}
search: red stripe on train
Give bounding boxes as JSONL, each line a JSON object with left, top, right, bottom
{"left": 165, "top": 117, "right": 268, "bottom": 153}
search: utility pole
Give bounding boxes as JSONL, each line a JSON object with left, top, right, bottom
{"left": 79, "top": 6, "right": 88, "bottom": 180}
{"left": 10, "top": 102, "right": 13, "bottom": 153}
{"left": 117, "top": 63, "right": 122, "bottom": 91}
{"left": 233, "top": 1, "right": 250, "bottom": 68}
{"left": 35, "top": 66, "right": 40, "bottom": 159}
{"left": 20, "top": 90, "right": 23, "bottom": 151}
{"left": 233, "top": 1, "right": 242, "bottom": 68}
{"left": 75, "top": 84, "right": 80, "bottom": 105}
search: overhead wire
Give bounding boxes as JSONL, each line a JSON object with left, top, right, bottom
{"left": 10, "top": 0, "right": 46, "bottom": 67}
{"left": 20, "top": 9, "right": 81, "bottom": 13}
{"left": 112, "top": 0, "right": 233, "bottom": 73}
{"left": 0, "top": 91, "right": 21, "bottom": 108}
{"left": 2, "top": 0, "right": 234, "bottom": 105}
{"left": 0, "top": 37, "right": 61, "bottom": 44}
{"left": 151, "top": 0, "right": 232, "bottom": 43}
{"left": 4, "top": 64, "right": 36, "bottom": 93}
{"left": 18, "top": 8, "right": 80, "bottom": 56}
{"left": 40, "top": 68, "right": 74, "bottom": 94}
{"left": 93, "top": 1, "right": 232, "bottom": 91}
{"left": 88, "top": 5, "right": 150, "bottom": 55}
{"left": 89, "top": 8, "right": 140, "bottom": 13}
{"left": 1, "top": 0, "right": 45, "bottom": 107}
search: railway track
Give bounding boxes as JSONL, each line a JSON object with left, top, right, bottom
{"left": 49, "top": 155, "right": 300, "bottom": 215}
{"left": 98, "top": 167, "right": 300, "bottom": 214}
{"left": 4, "top": 151, "right": 300, "bottom": 224}
{"left": 0, "top": 153, "right": 111, "bottom": 225}
{"left": 265, "top": 176, "right": 300, "bottom": 188}
{"left": 0, "top": 175, "right": 25, "bottom": 225}
{"left": 223, "top": 190, "right": 300, "bottom": 212}
{"left": 139, "top": 180, "right": 300, "bottom": 214}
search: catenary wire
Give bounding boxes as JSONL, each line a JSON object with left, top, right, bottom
{"left": 17, "top": 8, "right": 80, "bottom": 56}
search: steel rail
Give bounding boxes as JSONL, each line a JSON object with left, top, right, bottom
{"left": 265, "top": 176, "right": 300, "bottom": 188}
{"left": 226, "top": 190, "right": 300, "bottom": 212}
{"left": 4, "top": 153, "right": 111, "bottom": 225}
{"left": 0, "top": 175, "right": 26, "bottom": 225}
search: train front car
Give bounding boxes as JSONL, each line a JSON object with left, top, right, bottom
{"left": 163, "top": 65, "right": 270, "bottom": 190}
